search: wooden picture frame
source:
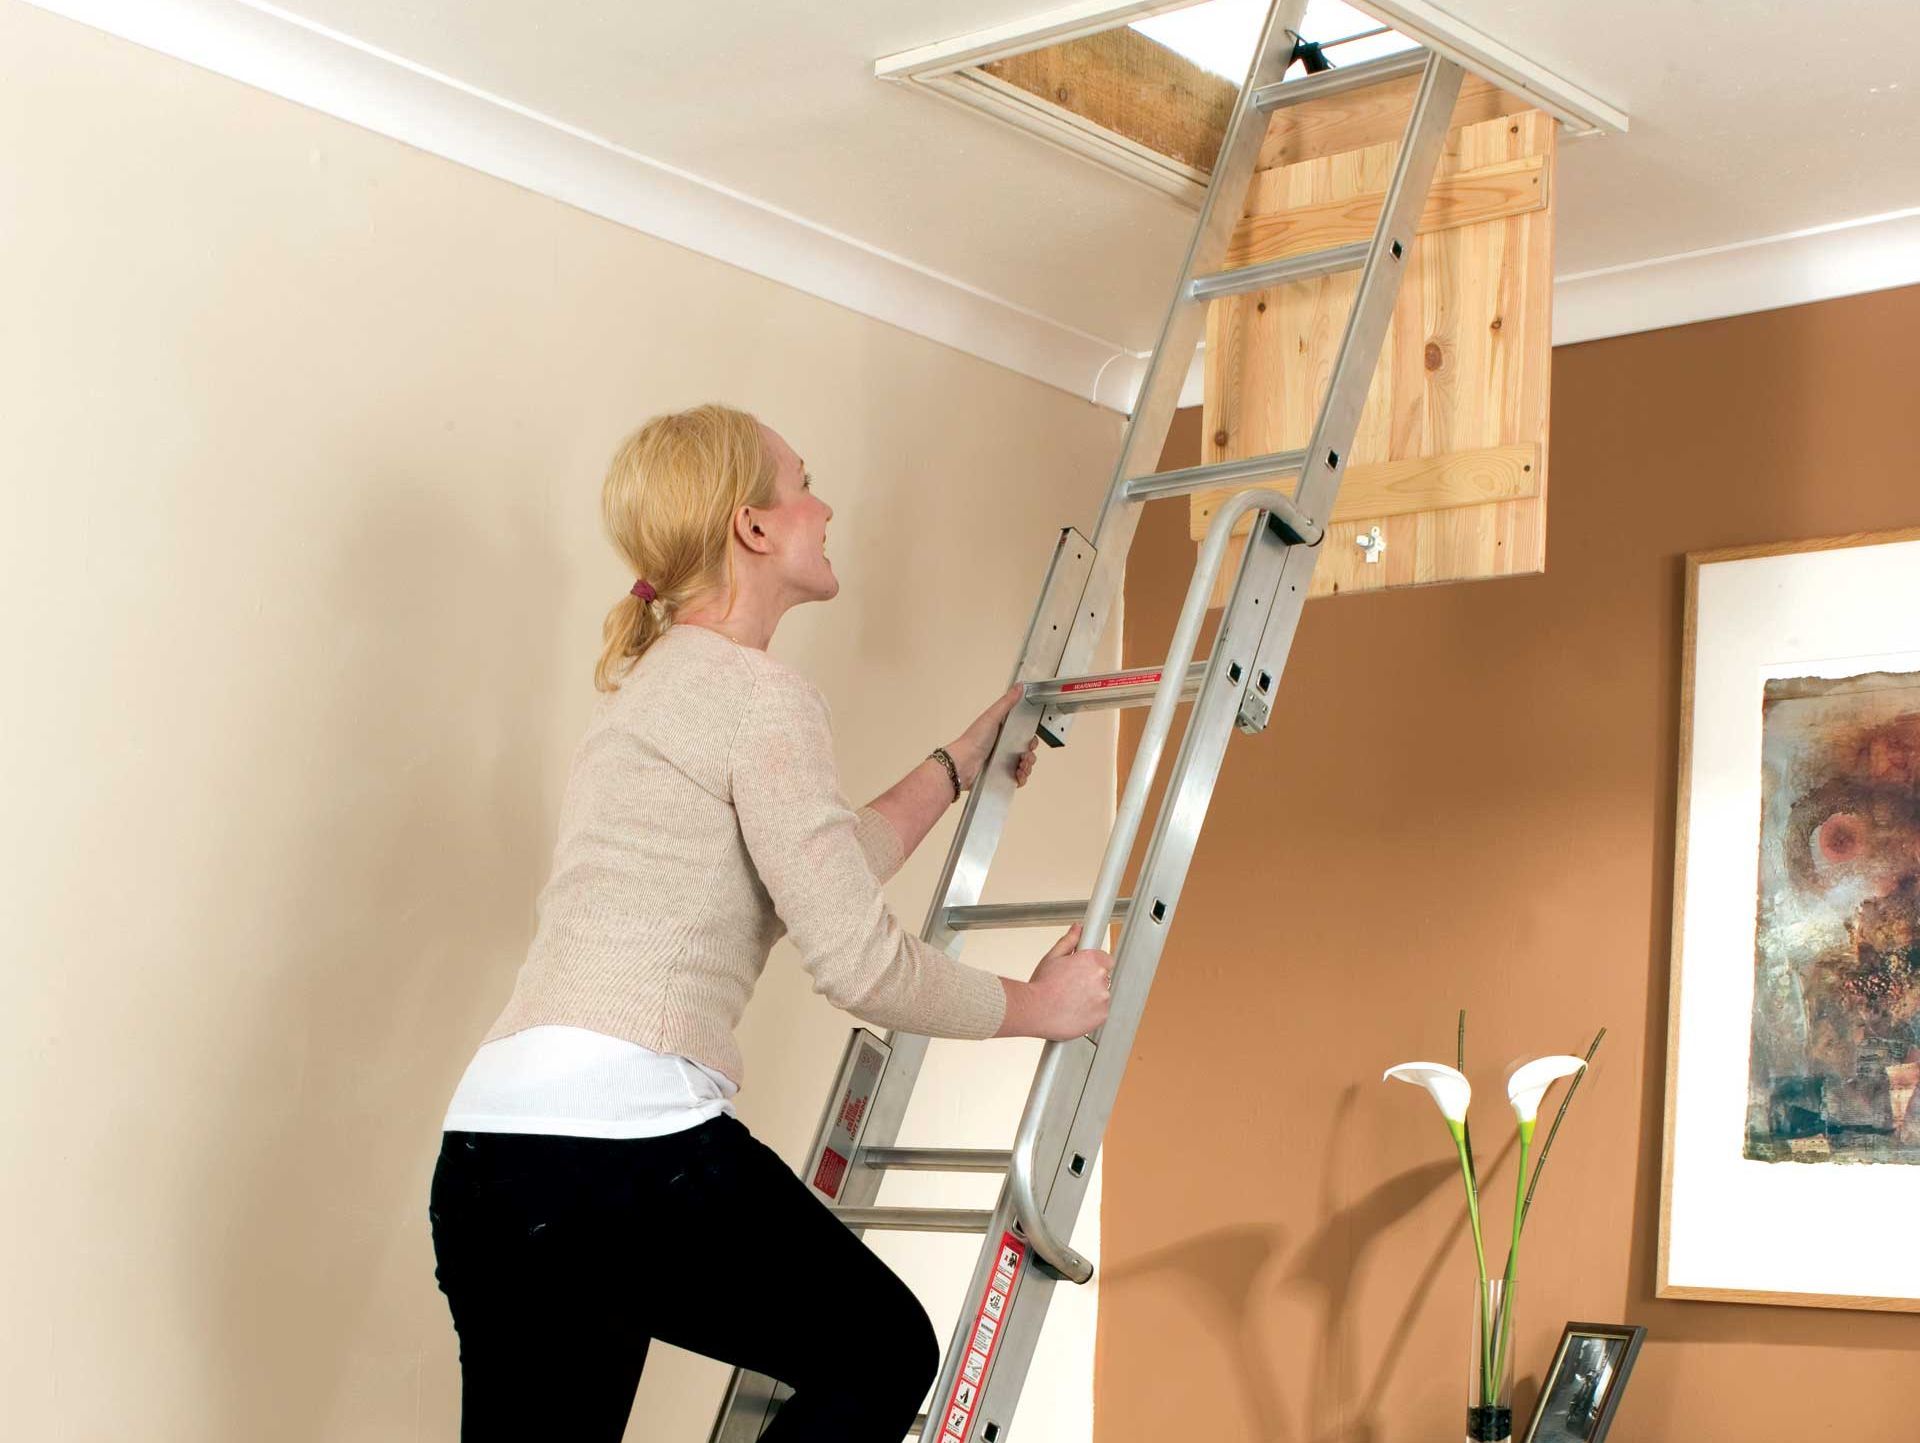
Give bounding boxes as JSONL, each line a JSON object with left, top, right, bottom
{"left": 1659, "top": 528, "right": 1920, "bottom": 1310}
{"left": 1520, "top": 1323, "right": 1644, "bottom": 1443}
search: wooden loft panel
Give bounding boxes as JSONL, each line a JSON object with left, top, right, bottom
{"left": 1255, "top": 71, "right": 1532, "bottom": 169}
{"left": 981, "top": 29, "right": 1235, "bottom": 173}
{"left": 1194, "top": 87, "right": 1556, "bottom": 604}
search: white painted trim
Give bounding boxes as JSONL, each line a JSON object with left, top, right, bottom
{"left": 19, "top": 0, "right": 1155, "bottom": 411}
{"left": 874, "top": 0, "right": 1197, "bottom": 80}
{"left": 920, "top": 69, "right": 1210, "bottom": 207}
{"left": 1097, "top": 343, "right": 1210, "bottom": 412}
{"left": 1554, "top": 206, "right": 1920, "bottom": 346}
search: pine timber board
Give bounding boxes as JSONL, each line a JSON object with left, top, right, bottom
{"left": 1255, "top": 71, "right": 1532, "bottom": 170}
{"left": 1198, "top": 103, "right": 1555, "bottom": 604}
{"left": 1223, "top": 153, "right": 1545, "bottom": 268}
{"left": 1187, "top": 443, "right": 1538, "bottom": 541}
{"left": 981, "top": 29, "right": 1235, "bottom": 172}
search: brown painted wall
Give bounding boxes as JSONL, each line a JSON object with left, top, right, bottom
{"left": 1101, "top": 286, "right": 1920, "bottom": 1442}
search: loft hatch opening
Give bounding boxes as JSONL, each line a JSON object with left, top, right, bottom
{"left": 978, "top": 0, "right": 1418, "bottom": 177}
{"left": 877, "top": 1, "right": 1623, "bottom": 206}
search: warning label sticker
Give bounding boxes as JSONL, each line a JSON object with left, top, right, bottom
{"left": 938, "top": 1231, "right": 1025, "bottom": 1442}
{"left": 810, "top": 1147, "right": 848, "bottom": 1198}
{"left": 1058, "top": 669, "right": 1162, "bottom": 694}
{"left": 805, "top": 1031, "right": 888, "bottom": 1203}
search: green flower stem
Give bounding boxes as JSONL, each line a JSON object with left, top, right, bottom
{"left": 1449, "top": 1118, "right": 1490, "bottom": 1396}
{"left": 1492, "top": 1119, "right": 1533, "bottom": 1402}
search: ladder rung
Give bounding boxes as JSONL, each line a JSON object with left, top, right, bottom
{"left": 1028, "top": 665, "right": 1203, "bottom": 713}
{"left": 859, "top": 1146, "right": 1012, "bottom": 1173}
{"left": 1188, "top": 240, "right": 1369, "bottom": 302}
{"left": 944, "top": 897, "right": 1134, "bottom": 931}
{"left": 1251, "top": 50, "right": 1427, "bottom": 112}
{"left": 831, "top": 1206, "right": 994, "bottom": 1233}
{"left": 1122, "top": 450, "right": 1305, "bottom": 504}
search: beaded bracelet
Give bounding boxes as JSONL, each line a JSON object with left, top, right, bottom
{"left": 928, "top": 746, "right": 962, "bottom": 802}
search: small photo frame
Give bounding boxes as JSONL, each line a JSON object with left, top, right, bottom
{"left": 1520, "top": 1323, "right": 1645, "bottom": 1443}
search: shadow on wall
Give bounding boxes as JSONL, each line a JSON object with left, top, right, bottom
{"left": 180, "top": 463, "right": 569, "bottom": 1435}
{"left": 1099, "top": 1088, "right": 1521, "bottom": 1443}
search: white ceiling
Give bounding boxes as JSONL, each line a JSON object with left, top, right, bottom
{"left": 27, "top": 0, "right": 1920, "bottom": 405}
{"left": 250, "top": 0, "right": 1211, "bottom": 351}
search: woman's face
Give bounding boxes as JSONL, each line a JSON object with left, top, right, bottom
{"left": 755, "top": 426, "right": 838, "bottom": 604}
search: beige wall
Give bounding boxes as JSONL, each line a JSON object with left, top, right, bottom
{"left": 1101, "top": 291, "right": 1920, "bottom": 1441}
{"left": 0, "top": 5, "right": 1120, "bottom": 1439}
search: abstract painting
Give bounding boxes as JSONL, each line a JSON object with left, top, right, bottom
{"left": 1660, "top": 529, "right": 1920, "bottom": 1311}
{"left": 1748, "top": 670, "right": 1920, "bottom": 1164}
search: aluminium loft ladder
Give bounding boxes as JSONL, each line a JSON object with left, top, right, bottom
{"left": 713, "top": 8, "right": 1464, "bottom": 1440}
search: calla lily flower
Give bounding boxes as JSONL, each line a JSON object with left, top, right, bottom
{"left": 1384, "top": 1061, "right": 1473, "bottom": 1128}
{"left": 1384, "top": 1020, "right": 1605, "bottom": 1423}
{"left": 1506, "top": 1055, "right": 1587, "bottom": 1129}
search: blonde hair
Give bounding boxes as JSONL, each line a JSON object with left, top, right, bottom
{"left": 594, "top": 403, "right": 777, "bottom": 692}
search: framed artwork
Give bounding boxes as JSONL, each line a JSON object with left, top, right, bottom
{"left": 1520, "top": 1323, "right": 1644, "bottom": 1443}
{"left": 1660, "top": 528, "right": 1920, "bottom": 1310}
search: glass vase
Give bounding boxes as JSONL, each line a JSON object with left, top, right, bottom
{"left": 1466, "top": 1278, "right": 1515, "bottom": 1443}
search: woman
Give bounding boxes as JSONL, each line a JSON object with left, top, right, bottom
{"left": 429, "top": 403, "right": 1115, "bottom": 1441}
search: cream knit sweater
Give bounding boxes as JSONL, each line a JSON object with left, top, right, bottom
{"left": 481, "top": 621, "right": 1009, "bottom": 1086}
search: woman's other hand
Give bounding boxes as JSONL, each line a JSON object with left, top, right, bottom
{"left": 947, "top": 684, "right": 1041, "bottom": 791}
{"left": 996, "top": 924, "right": 1114, "bottom": 1041}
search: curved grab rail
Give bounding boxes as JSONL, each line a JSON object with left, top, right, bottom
{"left": 1010, "top": 485, "right": 1319, "bottom": 1281}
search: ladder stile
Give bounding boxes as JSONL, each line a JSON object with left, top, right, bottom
{"left": 1039, "top": 0, "right": 1318, "bottom": 753}
{"left": 711, "top": 9, "right": 1464, "bottom": 1442}
{"left": 922, "top": 6, "right": 1318, "bottom": 1436}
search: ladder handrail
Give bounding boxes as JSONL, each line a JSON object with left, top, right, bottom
{"left": 1009, "top": 483, "right": 1316, "bottom": 1281}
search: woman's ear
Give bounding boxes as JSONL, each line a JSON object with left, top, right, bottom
{"left": 733, "top": 504, "right": 772, "bottom": 554}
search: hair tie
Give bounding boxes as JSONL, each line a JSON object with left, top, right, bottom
{"left": 630, "top": 577, "right": 669, "bottom": 628}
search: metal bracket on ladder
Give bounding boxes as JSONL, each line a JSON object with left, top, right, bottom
{"left": 710, "top": 5, "right": 1464, "bottom": 1438}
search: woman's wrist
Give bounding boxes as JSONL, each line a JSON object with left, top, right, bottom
{"left": 994, "top": 976, "right": 1034, "bottom": 1039}
{"left": 929, "top": 744, "right": 966, "bottom": 800}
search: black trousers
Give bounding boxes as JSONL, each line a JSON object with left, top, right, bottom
{"left": 429, "top": 1114, "right": 939, "bottom": 1441}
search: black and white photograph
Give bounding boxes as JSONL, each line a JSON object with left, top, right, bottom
{"left": 1523, "top": 1324, "right": 1646, "bottom": 1443}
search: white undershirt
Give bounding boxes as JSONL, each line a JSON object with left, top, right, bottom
{"left": 441, "top": 1024, "right": 738, "bottom": 1139}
